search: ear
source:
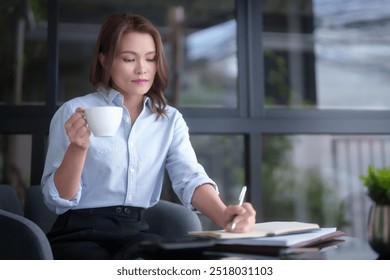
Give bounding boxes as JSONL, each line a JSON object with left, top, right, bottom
{"left": 98, "top": 52, "right": 105, "bottom": 68}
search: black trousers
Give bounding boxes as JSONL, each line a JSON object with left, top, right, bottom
{"left": 47, "top": 206, "right": 162, "bottom": 260}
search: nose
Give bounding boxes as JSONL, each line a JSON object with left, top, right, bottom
{"left": 135, "top": 61, "right": 146, "bottom": 75}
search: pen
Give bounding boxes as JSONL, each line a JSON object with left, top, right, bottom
{"left": 231, "top": 186, "right": 247, "bottom": 230}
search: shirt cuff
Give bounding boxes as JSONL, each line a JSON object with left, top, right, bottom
{"left": 182, "top": 176, "right": 219, "bottom": 210}
{"left": 42, "top": 173, "right": 81, "bottom": 214}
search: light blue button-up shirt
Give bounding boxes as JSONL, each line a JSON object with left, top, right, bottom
{"left": 41, "top": 87, "right": 217, "bottom": 214}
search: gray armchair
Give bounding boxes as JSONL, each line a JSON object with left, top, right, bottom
{"left": 0, "top": 209, "right": 53, "bottom": 260}
{"left": 0, "top": 184, "right": 23, "bottom": 216}
{"left": 25, "top": 185, "right": 203, "bottom": 237}
{"left": 144, "top": 200, "right": 203, "bottom": 238}
{"left": 0, "top": 184, "right": 53, "bottom": 259}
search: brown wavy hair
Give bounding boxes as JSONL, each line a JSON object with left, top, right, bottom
{"left": 90, "top": 13, "right": 168, "bottom": 117}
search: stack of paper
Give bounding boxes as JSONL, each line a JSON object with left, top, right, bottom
{"left": 189, "top": 221, "right": 345, "bottom": 256}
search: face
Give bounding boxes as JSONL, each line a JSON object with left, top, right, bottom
{"left": 107, "top": 32, "right": 157, "bottom": 98}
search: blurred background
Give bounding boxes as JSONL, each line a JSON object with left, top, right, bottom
{"left": 1, "top": 0, "right": 390, "bottom": 236}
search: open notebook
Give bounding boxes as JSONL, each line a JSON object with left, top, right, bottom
{"left": 189, "top": 221, "right": 320, "bottom": 239}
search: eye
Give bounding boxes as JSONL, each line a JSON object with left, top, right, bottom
{"left": 146, "top": 57, "right": 156, "bottom": 62}
{"left": 123, "top": 58, "right": 135, "bottom": 62}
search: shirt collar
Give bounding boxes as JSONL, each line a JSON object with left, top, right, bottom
{"left": 97, "top": 86, "right": 151, "bottom": 109}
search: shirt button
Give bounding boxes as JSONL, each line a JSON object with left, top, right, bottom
{"left": 130, "top": 168, "right": 135, "bottom": 173}
{"left": 128, "top": 194, "right": 132, "bottom": 200}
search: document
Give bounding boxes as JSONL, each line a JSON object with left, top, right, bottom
{"left": 189, "top": 221, "right": 320, "bottom": 239}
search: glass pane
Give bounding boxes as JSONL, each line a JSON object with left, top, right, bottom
{"left": 0, "top": 135, "right": 32, "bottom": 205}
{"left": 0, "top": 0, "right": 47, "bottom": 105}
{"left": 193, "top": 135, "right": 245, "bottom": 204}
{"left": 261, "top": 134, "right": 390, "bottom": 239}
{"left": 262, "top": 0, "right": 390, "bottom": 110}
{"left": 58, "top": 0, "right": 237, "bottom": 108}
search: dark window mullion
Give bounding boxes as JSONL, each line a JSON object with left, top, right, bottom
{"left": 31, "top": 134, "right": 47, "bottom": 185}
{"left": 29, "top": 0, "right": 59, "bottom": 186}
{"left": 246, "top": 0, "right": 264, "bottom": 119}
{"left": 236, "top": 0, "right": 249, "bottom": 118}
{"left": 46, "top": 0, "right": 59, "bottom": 113}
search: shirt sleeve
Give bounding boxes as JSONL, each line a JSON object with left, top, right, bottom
{"left": 41, "top": 103, "right": 82, "bottom": 214}
{"left": 165, "top": 111, "right": 219, "bottom": 210}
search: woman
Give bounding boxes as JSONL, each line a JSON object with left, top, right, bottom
{"left": 41, "top": 13, "right": 256, "bottom": 259}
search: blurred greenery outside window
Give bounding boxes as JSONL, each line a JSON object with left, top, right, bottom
{"left": 162, "top": 134, "right": 245, "bottom": 206}
{"left": 0, "top": 0, "right": 47, "bottom": 105}
{"left": 262, "top": 134, "right": 390, "bottom": 239}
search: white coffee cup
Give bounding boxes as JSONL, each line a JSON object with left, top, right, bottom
{"left": 84, "top": 106, "right": 123, "bottom": 137}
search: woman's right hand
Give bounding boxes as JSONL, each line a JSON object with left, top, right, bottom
{"left": 64, "top": 107, "right": 91, "bottom": 150}
{"left": 54, "top": 107, "right": 91, "bottom": 199}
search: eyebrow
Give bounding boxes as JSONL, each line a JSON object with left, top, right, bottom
{"left": 119, "top": 51, "right": 156, "bottom": 56}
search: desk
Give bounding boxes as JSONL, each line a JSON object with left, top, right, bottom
{"left": 315, "top": 236, "right": 378, "bottom": 260}
{"left": 142, "top": 236, "right": 380, "bottom": 260}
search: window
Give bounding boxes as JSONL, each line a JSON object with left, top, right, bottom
{"left": 262, "top": 0, "right": 390, "bottom": 110}
{"left": 57, "top": 0, "right": 237, "bottom": 108}
{"left": 261, "top": 134, "right": 390, "bottom": 239}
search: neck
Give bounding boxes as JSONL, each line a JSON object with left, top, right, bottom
{"left": 124, "top": 98, "right": 144, "bottom": 125}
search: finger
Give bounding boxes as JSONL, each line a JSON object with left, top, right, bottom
{"left": 73, "top": 113, "right": 88, "bottom": 129}
{"left": 242, "top": 202, "right": 256, "bottom": 217}
{"left": 65, "top": 111, "right": 84, "bottom": 130}
{"left": 70, "top": 123, "right": 91, "bottom": 149}
{"left": 76, "top": 122, "right": 91, "bottom": 138}
{"left": 226, "top": 218, "right": 244, "bottom": 232}
{"left": 229, "top": 217, "right": 239, "bottom": 231}
{"left": 224, "top": 209, "right": 246, "bottom": 232}
{"left": 226, "top": 203, "right": 256, "bottom": 233}
{"left": 75, "top": 107, "right": 85, "bottom": 112}
{"left": 239, "top": 203, "right": 256, "bottom": 232}
{"left": 65, "top": 115, "right": 90, "bottom": 147}
{"left": 75, "top": 108, "right": 86, "bottom": 122}
{"left": 67, "top": 111, "right": 87, "bottom": 132}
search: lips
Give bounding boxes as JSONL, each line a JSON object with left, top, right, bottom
{"left": 132, "top": 79, "right": 148, "bottom": 85}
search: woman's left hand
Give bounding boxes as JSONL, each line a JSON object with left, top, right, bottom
{"left": 223, "top": 202, "right": 256, "bottom": 233}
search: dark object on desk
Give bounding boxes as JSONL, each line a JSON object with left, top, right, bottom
{"left": 141, "top": 235, "right": 377, "bottom": 260}
{"left": 140, "top": 236, "right": 216, "bottom": 259}
{"left": 367, "top": 204, "right": 390, "bottom": 258}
